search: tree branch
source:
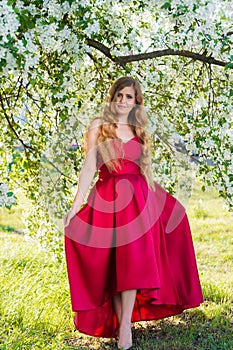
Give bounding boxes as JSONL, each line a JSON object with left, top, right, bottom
{"left": 86, "top": 38, "right": 113, "bottom": 60}
{"left": 42, "top": 155, "right": 73, "bottom": 181}
{"left": 86, "top": 38, "right": 230, "bottom": 68}
{"left": 0, "top": 92, "right": 34, "bottom": 151}
{"left": 13, "top": 78, "right": 23, "bottom": 109}
{"left": 0, "top": 93, "right": 74, "bottom": 181}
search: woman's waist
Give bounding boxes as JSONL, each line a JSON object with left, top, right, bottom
{"left": 98, "top": 162, "right": 142, "bottom": 180}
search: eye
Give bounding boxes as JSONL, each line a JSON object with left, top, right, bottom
{"left": 117, "top": 93, "right": 122, "bottom": 97}
{"left": 126, "top": 95, "right": 133, "bottom": 99}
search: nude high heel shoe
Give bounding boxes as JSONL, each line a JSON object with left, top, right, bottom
{"left": 117, "top": 326, "right": 132, "bottom": 349}
{"left": 118, "top": 345, "right": 132, "bottom": 350}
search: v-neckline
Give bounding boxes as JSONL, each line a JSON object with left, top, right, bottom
{"left": 118, "top": 136, "right": 137, "bottom": 144}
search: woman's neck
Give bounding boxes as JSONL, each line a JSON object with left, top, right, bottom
{"left": 117, "top": 115, "right": 129, "bottom": 125}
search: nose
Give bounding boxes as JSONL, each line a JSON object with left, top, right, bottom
{"left": 120, "top": 95, "right": 127, "bottom": 103}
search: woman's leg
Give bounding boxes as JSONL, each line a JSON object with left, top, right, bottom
{"left": 118, "top": 289, "right": 137, "bottom": 348}
{"left": 112, "top": 293, "right": 122, "bottom": 325}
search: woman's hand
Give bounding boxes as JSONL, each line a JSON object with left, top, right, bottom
{"left": 64, "top": 207, "right": 80, "bottom": 227}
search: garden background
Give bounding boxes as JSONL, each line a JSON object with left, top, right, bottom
{"left": 0, "top": 1, "right": 232, "bottom": 349}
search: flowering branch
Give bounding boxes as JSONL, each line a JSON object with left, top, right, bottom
{"left": 86, "top": 38, "right": 230, "bottom": 68}
{"left": 0, "top": 92, "right": 34, "bottom": 152}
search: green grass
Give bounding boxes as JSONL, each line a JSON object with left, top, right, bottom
{"left": 0, "top": 180, "right": 232, "bottom": 349}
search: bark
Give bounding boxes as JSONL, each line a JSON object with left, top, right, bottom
{"left": 86, "top": 38, "right": 230, "bottom": 68}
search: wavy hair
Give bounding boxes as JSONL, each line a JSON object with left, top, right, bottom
{"left": 85, "top": 76, "right": 155, "bottom": 190}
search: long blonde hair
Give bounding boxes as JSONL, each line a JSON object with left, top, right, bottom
{"left": 85, "top": 76, "right": 155, "bottom": 190}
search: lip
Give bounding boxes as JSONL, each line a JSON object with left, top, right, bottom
{"left": 117, "top": 104, "right": 128, "bottom": 108}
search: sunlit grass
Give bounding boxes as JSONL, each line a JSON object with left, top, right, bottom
{"left": 0, "top": 233, "right": 74, "bottom": 349}
{"left": 0, "top": 179, "right": 232, "bottom": 349}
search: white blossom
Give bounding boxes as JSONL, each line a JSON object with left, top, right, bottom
{"left": 0, "top": 0, "right": 20, "bottom": 43}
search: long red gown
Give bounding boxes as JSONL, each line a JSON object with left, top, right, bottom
{"left": 65, "top": 136, "right": 203, "bottom": 338}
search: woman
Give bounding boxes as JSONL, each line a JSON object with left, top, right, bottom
{"left": 64, "top": 76, "right": 203, "bottom": 349}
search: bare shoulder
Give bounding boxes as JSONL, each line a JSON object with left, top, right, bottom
{"left": 88, "top": 117, "right": 102, "bottom": 134}
{"left": 86, "top": 118, "right": 101, "bottom": 148}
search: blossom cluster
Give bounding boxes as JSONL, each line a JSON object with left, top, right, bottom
{"left": 0, "top": 183, "right": 17, "bottom": 209}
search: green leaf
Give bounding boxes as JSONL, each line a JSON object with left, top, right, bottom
{"left": 224, "top": 62, "right": 233, "bottom": 69}
{"left": 161, "top": 1, "right": 171, "bottom": 10}
{"left": 19, "top": 12, "right": 36, "bottom": 30}
{"left": 30, "top": 78, "right": 36, "bottom": 86}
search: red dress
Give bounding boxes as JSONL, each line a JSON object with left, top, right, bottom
{"left": 65, "top": 136, "right": 203, "bottom": 338}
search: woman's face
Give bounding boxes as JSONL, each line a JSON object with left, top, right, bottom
{"left": 114, "top": 85, "right": 136, "bottom": 116}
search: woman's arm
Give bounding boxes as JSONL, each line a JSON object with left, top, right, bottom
{"left": 64, "top": 118, "right": 100, "bottom": 227}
